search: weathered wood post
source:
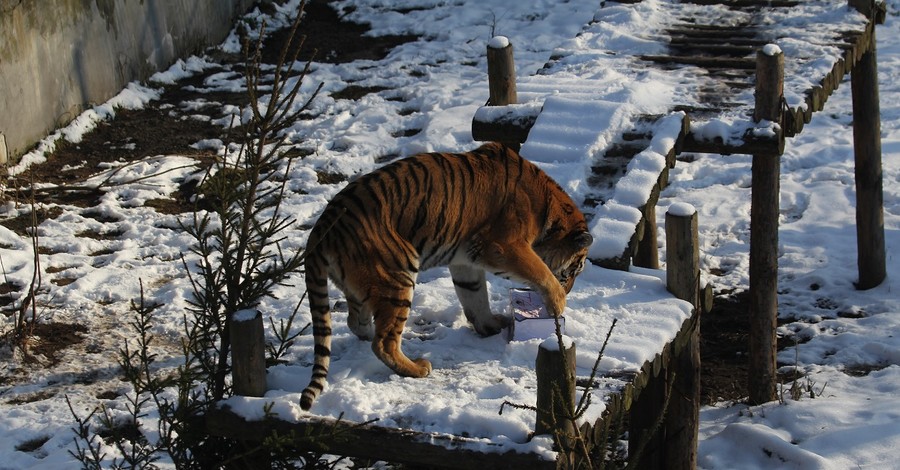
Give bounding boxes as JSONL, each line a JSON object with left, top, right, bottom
{"left": 748, "top": 45, "right": 784, "bottom": 406}
{"left": 535, "top": 336, "right": 576, "bottom": 438}
{"left": 486, "top": 36, "right": 517, "bottom": 107}
{"left": 665, "top": 203, "right": 700, "bottom": 470}
{"left": 628, "top": 362, "right": 667, "bottom": 469}
{"left": 849, "top": 0, "right": 886, "bottom": 290}
{"left": 634, "top": 203, "right": 660, "bottom": 269}
{"left": 231, "top": 309, "right": 267, "bottom": 397}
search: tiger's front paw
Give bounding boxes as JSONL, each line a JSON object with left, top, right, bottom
{"left": 544, "top": 286, "right": 567, "bottom": 317}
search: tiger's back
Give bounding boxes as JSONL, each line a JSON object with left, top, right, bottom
{"left": 301, "top": 142, "right": 592, "bottom": 410}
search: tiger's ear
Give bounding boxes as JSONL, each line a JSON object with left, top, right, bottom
{"left": 573, "top": 231, "right": 593, "bottom": 248}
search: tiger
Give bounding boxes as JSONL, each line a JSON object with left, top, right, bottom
{"left": 299, "top": 142, "right": 592, "bottom": 410}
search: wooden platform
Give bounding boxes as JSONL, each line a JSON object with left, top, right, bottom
{"left": 473, "top": 0, "right": 886, "bottom": 269}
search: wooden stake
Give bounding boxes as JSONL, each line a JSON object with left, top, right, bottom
{"left": 666, "top": 204, "right": 699, "bottom": 305}
{"left": 230, "top": 309, "right": 267, "bottom": 397}
{"left": 634, "top": 203, "right": 660, "bottom": 269}
{"left": 849, "top": 0, "right": 886, "bottom": 289}
{"left": 535, "top": 337, "right": 576, "bottom": 438}
{"left": 664, "top": 205, "right": 700, "bottom": 470}
{"left": 486, "top": 37, "right": 518, "bottom": 107}
{"left": 748, "top": 46, "right": 783, "bottom": 405}
{"left": 628, "top": 366, "right": 666, "bottom": 470}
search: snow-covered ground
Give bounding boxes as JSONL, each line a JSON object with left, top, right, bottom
{"left": 1, "top": 0, "right": 898, "bottom": 468}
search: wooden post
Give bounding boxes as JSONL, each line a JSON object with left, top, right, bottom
{"left": 487, "top": 36, "right": 517, "bottom": 106}
{"left": 748, "top": 46, "right": 784, "bottom": 405}
{"left": 634, "top": 203, "right": 660, "bottom": 269}
{"left": 664, "top": 204, "right": 700, "bottom": 470}
{"left": 849, "top": 0, "right": 886, "bottom": 290}
{"left": 231, "top": 309, "right": 267, "bottom": 397}
{"left": 628, "top": 367, "right": 666, "bottom": 469}
{"left": 666, "top": 204, "right": 699, "bottom": 305}
{"left": 535, "top": 336, "right": 576, "bottom": 438}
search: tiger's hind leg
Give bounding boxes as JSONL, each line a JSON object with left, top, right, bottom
{"left": 449, "top": 265, "right": 508, "bottom": 336}
{"left": 368, "top": 287, "right": 432, "bottom": 378}
{"left": 346, "top": 296, "right": 374, "bottom": 340}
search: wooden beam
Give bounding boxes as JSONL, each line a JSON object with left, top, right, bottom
{"left": 471, "top": 107, "right": 537, "bottom": 143}
{"left": 681, "top": 126, "right": 784, "bottom": 156}
{"left": 206, "top": 407, "right": 555, "bottom": 470}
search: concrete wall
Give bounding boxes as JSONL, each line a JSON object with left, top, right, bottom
{"left": 0, "top": 0, "right": 256, "bottom": 163}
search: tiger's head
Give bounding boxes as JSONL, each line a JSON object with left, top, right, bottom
{"left": 534, "top": 198, "right": 593, "bottom": 293}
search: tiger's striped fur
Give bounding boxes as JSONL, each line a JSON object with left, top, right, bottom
{"left": 299, "top": 142, "right": 592, "bottom": 410}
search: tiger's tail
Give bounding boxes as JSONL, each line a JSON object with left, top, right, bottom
{"left": 300, "top": 250, "right": 332, "bottom": 411}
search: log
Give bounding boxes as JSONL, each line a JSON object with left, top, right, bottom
{"left": 634, "top": 203, "right": 659, "bottom": 269}
{"left": 849, "top": 0, "right": 886, "bottom": 289}
{"left": 628, "top": 361, "right": 666, "bottom": 470}
{"left": 665, "top": 204, "right": 699, "bottom": 306}
{"left": 471, "top": 104, "right": 538, "bottom": 143}
{"left": 681, "top": 125, "right": 783, "bottom": 156}
{"left": 535, "top": 337, "right": 576, "bottom": 438}
{"left": 753, "top": 47, "right": 784, "bottom": 124}
{"left": 664, "top": 205, "right": 700, "bottom": 470}
{"left": 748, "top": 46, "right": 783, "bottom": 405}
{"left": 230, "top": 309, "right": 267, "bottom": 397}
{"left": 486, "top": 36, "right": 517, "bottom": 106}
{"left": 206, "top": 407, "right": 555, "bottom": 470}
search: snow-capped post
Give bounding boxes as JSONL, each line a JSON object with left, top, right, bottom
{"left": 749, "top": 44, "right": 784, "bottom": 405}
{"left": 666, "top": 203, "right": 699, "bottom": 307}
{"left": 664, "top": 203, "right": 700, "bottom": 469}
{"left": 230, "top": 309, "right": 267, "bottom": 397}
{"left": 849, "top": 0, "right": 886, "bottom": 290}
{"left": 535, "top": 335, "right": 576, "bottom": 439}
{"left": 486, "top": 36, "right": 517, "bottom": 107}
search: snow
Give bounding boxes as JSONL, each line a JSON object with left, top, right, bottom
{"left": 488, "top": 36, "right": 510, "bottom": 49}
{"left": 1, "top": 0, "right": 899, "bottom": 468}
{"left": 763, "top": 43, "right": 784, "bottom": 56}
{"left": 540, "top": 335, "right": 574, "bottom": 353}
{"left": 668, "top": 202, "right": 697, "bottom": 218}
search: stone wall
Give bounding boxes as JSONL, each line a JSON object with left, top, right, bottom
{"left": 0, "top": 0, "right": 256, "bottom": 163}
